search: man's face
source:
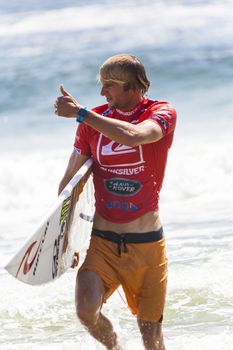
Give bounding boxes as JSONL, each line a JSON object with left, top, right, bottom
{"left": 100, "top": 78, "right": 135, "bottom": 110}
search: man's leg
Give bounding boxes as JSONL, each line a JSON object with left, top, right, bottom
{"left": 137, "top": 320, "right": 165, "bottom": 350}
{"left": 75, "top": 269, "right": 122, "bottom": 350}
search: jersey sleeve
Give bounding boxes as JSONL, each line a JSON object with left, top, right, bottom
{"left": 147, "top": 102, "right": 177, "bottom": 136}
{"left": 73, "top": 123, "right": 92, "bottom": 156}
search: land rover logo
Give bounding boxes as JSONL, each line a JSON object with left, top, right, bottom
{"left": 105, "top": 178, "right": 141, "bottom": 196}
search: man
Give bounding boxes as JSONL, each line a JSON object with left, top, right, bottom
{"left": 54, "top": 54, "right": 176, "bottom": 350}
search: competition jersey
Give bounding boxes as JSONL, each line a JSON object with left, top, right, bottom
{"left": 74, "top": 98, "right": 177, "bottom": 223}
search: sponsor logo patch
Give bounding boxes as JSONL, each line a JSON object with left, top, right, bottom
{"left": 97, "top": 134, "right": 144, "bottom": 167}
{"left": 100, "top": 165, "right": 145, "bottom": 175}
{"left": 151, "top": 114, "right": 169, "bottom": 129}
{"left": 101, "top": 108, "right": 113, "bottom": 116}
{"left": 106, "top": 200, "right": 138, "bottom": 212}
{"left": 105, "top": 178, "right": 141, "bottom": 196}
{"left": 101, "top": 141, "right": 136, "bottom": 156}
{"left": 74, "top": 147, "right": 82, "bottom": 155}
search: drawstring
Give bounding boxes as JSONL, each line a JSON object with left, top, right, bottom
{"left": 117, "top": 235, "right": 129, "bottom": 256}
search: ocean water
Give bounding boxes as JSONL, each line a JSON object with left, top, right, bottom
{"left": 1, "top": 0, "right": 233, "bottom": 349}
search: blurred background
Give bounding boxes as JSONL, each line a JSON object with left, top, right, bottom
{"left": 0, "top": 1, "right": 233, "bottom": 349}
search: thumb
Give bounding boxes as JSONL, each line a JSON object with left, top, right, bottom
{"left": 60, "top": 84, "right": 71, "bottom": 97}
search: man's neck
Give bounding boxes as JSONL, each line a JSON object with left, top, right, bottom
{"left": 116, "top": 95, "right": 144, "bottom": 112}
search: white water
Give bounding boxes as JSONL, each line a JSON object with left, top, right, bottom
{"left": 1, "top": 0, "right": 233, "bottom": 349}
{"left": 1, "top": 128, "right": 232, "bottom": 349}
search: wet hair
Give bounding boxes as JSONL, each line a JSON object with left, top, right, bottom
{"left": 98, "top": 54, "right": 150, "bottom": 95}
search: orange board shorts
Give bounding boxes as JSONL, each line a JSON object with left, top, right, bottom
{"left": 79, "top": 232, "right": 168, "bottom": 322}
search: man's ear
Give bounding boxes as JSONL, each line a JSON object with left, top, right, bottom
{"left": 123, "top": 82, "right": 131, "bottom": 91}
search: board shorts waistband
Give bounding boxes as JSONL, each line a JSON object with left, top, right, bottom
{"left": 91, "top": 227, "right": 164, "bottom": 256}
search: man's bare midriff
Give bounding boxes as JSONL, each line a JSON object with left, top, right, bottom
{"left": 93, "top": 210, "right": 162, "bottom": 234}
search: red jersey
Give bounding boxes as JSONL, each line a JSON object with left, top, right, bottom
{"left": 74, "top": 98, "right": 177, "bottom": 223}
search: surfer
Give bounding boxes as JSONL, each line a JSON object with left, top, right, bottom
{"left": 55, "top": 54, "right": 177, "bottom": 350}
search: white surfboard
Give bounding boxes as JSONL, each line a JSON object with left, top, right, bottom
{"left": 5, "top": 158, "right": 93, "bottom": 286}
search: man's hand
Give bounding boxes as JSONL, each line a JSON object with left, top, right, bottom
{"left": 54, "top": 85, "right": 82, "bottom": 118}
{"left": 70, "top": 252, "right": 79, "bottom": 269}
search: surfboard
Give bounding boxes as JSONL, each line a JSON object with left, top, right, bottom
{"left": 5, "top": 158, "right": 93, "bottom": 286}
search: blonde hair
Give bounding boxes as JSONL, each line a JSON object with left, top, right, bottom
{"left": 98, "top": 54, "right": 150, "bottom": 95}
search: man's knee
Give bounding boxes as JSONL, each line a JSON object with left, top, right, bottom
{"left": 76, "top": 305, "right": 98, "bottom": 328}
{"left": 75, "top": 270, "right": 105, "bottom": 327}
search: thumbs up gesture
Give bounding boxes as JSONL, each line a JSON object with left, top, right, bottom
{"left": 54, "top": 85, "right": 82, "bottom": 118}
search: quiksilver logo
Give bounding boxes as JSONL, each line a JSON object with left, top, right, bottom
{"left": 97, "top": 134, "right": 144, "bottom": 168}
{"left": 101, "top": 141, "right": 136, "bottom": 156}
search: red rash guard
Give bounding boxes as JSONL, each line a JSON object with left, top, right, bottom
{"left": 74, "top": 98, "right": 177, "bottom": 223}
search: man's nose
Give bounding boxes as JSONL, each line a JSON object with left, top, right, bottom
{"left": 100, "top": 87, "right": 105, "bottom": 96}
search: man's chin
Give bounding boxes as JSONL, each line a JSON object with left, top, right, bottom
{"left": 107, "top": 101, "right": 116, "bottom": 109}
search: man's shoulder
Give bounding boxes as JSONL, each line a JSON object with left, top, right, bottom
{"left": 145, "top": 99, "right": 176, "bottom": 115}
{"left": 139, "top": 99, "right": 177, "bottom": 135}
{"left": 139, "top": 99, "right": 177, "bottom": 123}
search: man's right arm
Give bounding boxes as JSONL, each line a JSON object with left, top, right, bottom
{"left": 58, "top": 150, "right": 89, "bottom": 195}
